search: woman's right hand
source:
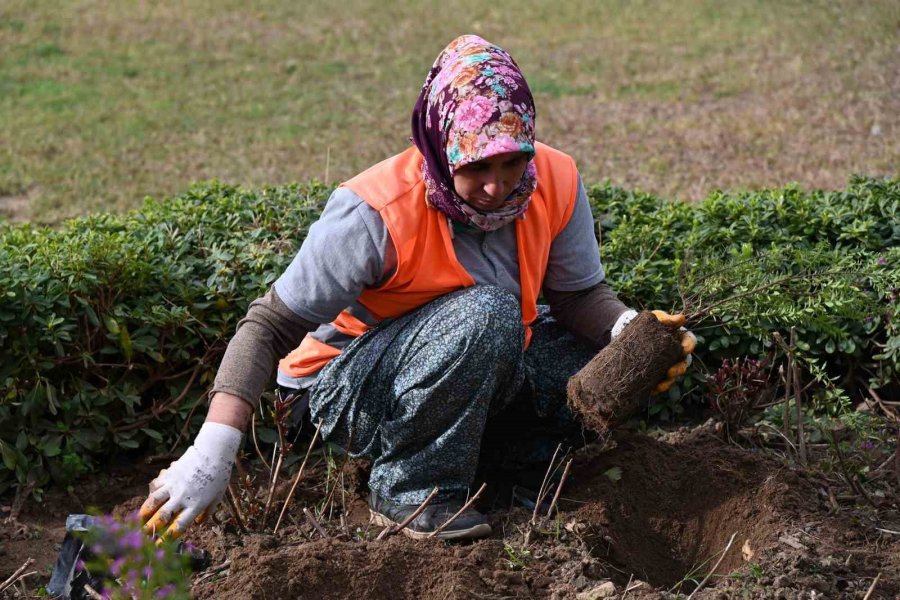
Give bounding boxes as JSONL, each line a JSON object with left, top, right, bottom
{"left": 139, "top": 422, "right": 242, "bottom": 540}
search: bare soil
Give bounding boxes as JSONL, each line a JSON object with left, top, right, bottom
{"left": 2, "top": 428, "right": 897, "bottom": 599}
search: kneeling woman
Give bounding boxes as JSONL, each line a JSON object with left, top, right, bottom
{"left": 140, "top": 34, "right": 695, "bottom": 541}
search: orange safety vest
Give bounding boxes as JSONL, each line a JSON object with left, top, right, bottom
{"left": 278, "top": 142, "right": 579, "bottom": 378}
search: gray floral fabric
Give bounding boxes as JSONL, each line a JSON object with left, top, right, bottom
{"left": 307, "top": 285, "right": 597, "bottom": 504}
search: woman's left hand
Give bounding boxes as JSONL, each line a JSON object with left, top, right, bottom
{"left": 649, "top": 310, "right": 697, "bottom": 394}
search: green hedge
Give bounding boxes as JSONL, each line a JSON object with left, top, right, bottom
{"left": 590, "top": 175, "right": 899, "bottom": 418}
{"left": 1, "top": 177, "right": 897, "bottom": 496}
{"left": 0, "top": 182, "right": 331, "bottom": 496}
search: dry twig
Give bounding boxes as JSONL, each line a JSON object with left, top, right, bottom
{"left": 225, "top": 483, "right": 247, "bottom": 533}
{"left": 789, "top": 328, "right": 807, "bottom": 465}
{"left": 545, "top": 459, "right": 574, "bottom": 518}
{"left": 274, "top": 419, "right": 324, "bottom": 534}
{"left": 250, "top": 412, "right": 271, "bottom": 471}
{"left": 620, "top": 574, "right": 635, "bottom": 600}
{"left": 868, "top": 386, "right": 900, "bottom": 494}
{"left": 303, "top": 507, "right": 329, "bottom": 539}
{"left": 428, "top": 482, "right": 487, "bottom": 539}
{"left": 830, "top": 430, "right": 879, "bottom": 510}
{"left": 83, "top": 584, "right": 105, "bottom": 600}
{"left": 375, "top": 487, "right": 439, "bottom": 541}
{"left": 8, "top": 482, "right": 34, "bottom": 522}
{"left": 0, "top": 558, "right": 35, "bottom": 594}
{"left": 194, "top": 560, "right": 232, "bottom": 586}
{"left": 532, "top": 444, "right": 563, "bottom": 524}
{"left": 862, "top": 573, "right": 881, "bottom": 600}
{"left": 686, "top": 532, "right": 736, "bottom": 600}
{"left": 320, "top": 445, "right": 353, "bottom": 521}
{"left": 261, "top": 447, "right": 284, "bottom": 526}
{"left": 772, "top": 332, "right": 792, "bottom": 445}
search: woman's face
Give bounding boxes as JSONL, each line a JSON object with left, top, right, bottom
{"left": 452, "top": 151, "right": 530, "bottom": 212}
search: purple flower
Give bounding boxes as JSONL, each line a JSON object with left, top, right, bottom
{"left": 75, "top": 559, "right": 86, "bottom": 572}
{"left": 120, "top": 529, "right": 144, "bottom": 550}
{"left": 861, "top": 440, "right": 877, "bottom": 450}
{"left": 158, "top": 583, "right": 176, "bottom": 598}
{"left": 125, "top": 568, "right": 139, "bottom": 590}
{"left": 877, "top": 256, "right": 886, "bottom": 265}
{"left": 143, "top": 564, "right": 154, "bottom": 580}
{"left": 110, "top": 557, "right": 126, "bottom": 576}
{"left": 155, "top": 549, "right": 166, "bottom": 561}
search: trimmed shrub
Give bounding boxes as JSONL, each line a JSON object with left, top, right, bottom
{"left": 0, "top": 181, "right": 330, "bottom": 496}
{"left": 589, "top": 175, "right": 899, "bottom": 418}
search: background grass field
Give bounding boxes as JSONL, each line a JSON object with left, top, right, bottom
{"left": 1, "top": 0, "right": 897, "bottom": 222}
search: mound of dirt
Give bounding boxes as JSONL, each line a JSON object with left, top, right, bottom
{"left": 186, "top": 433, "right": 897, "bottom": 599}
{"left": 192, "top": 536, "right": 521, "bottom": 600}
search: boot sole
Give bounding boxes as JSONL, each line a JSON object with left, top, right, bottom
{"left": 369, "top": 510, "right": 492, "bottom": 541}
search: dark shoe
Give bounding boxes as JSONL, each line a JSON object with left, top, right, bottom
{"left": 368, "top": 490, "right": 492, "bottom": 541}
{"left": 510, "top": 485, "right": 554, "bottom": 513}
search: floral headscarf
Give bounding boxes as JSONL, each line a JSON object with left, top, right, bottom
{"left": 411, "top": 35, "right": 537, "bottom": 231}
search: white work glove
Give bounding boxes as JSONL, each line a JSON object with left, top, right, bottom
{"left": 611, "top": 309, "right": 697, "bottom": 394}
{"left": 139, "top": 422, "right": 242, "bottom": 539}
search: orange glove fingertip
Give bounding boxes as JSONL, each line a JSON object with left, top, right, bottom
{"left": 143, "top": 512, "right": 170, "bottom": 536}
{"left": 138, "top": 504, "right": 156, "bottom": 523}
{"left": 653, "top": 378, "right": 674, "bottom": 394}
{"left": 164, "top": 522, "right": 183, "bottom": 541}
{"left": 651, "top": 310, "right": 686, "bottom": 328}
{"left": 667, "top": 361, "right": 688, "bottom": 379}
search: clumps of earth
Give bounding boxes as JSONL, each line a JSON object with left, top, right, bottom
{"left": 3, "top": 429, "right": 896, "bottom": 599}
{"left": 179, "top": 431, "right": 896, "bottom": 599}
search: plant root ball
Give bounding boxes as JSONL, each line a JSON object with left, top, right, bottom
{"left": 567, "top": 311, "right": 685, "bottom": 434}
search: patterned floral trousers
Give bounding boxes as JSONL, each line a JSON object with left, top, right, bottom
{"left": 307, "top": 285, "right": 598, "bottom": 504}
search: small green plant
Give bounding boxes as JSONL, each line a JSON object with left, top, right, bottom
{"left": 603, "top": 466, "right": 622, "bottom": 482}
{"left": 502, "top": 542, "right": 531, "bottom": 570}
{"left": 747, "top": 563, "right": 765, "bottom": 578}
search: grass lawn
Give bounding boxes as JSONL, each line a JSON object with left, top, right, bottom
{"left": 1, "top": 0, "right": 897, "bottom": 222}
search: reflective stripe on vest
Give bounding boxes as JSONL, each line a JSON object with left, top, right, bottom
{"left": 278, "top": 142, "right": 578, "bottom": 378}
